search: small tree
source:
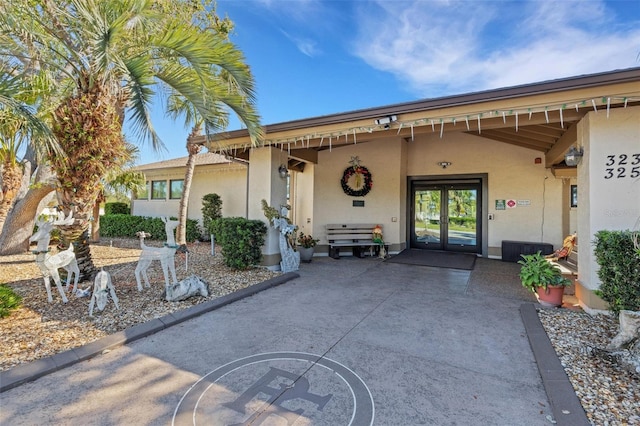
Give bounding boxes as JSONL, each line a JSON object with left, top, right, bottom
{"left": 202, "top": 193, "right": 223, "bottom": 234}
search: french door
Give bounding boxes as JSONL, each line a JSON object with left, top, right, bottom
{"left": 411, "top": 180, "right": 481, "bottom": 253}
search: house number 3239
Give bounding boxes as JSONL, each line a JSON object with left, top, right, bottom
{"left": 604, "top": 154, "right": 640, "bottom": 179}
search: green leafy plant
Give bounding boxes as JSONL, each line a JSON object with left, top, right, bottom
{"left": 201, "top": 193, "right": 223, "bottom": 235}
{"left": 211, "top": 217, "right": 267, "bottom": 269}
{"left": 593, "top": 230, "right": 640, "bottom": 314}
{"left": 297, "top": 232, "right": 319, "bottom": 249}
{"left": 518, "top": 252, "right": 571, "bottom": 292}
{"left": 0, "top": 285, "right": 22, "bottom": 318}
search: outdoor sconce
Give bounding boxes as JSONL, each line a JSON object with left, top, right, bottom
{"left": 278, "top": 164, "right": 288, "bottom": 179}
{"left": 437, "top": 161, "right": 452, "bottom": 169}
{"left": 564, "top": 146, "right": 584, "bottom": 167}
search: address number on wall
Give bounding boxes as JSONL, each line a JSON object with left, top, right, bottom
{"left": 604, "top": 153, "right": 640, "bottom": 179}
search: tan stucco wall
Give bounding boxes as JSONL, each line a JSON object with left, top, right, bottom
{"left": 131, "top": 164, "right": 248, "bottom": 227}
{"left": 577, "top": 105, "right": 640, "bottom": 294}
{"left": 305, "top": 131, "right": 566, "bottom": 255}
{"left": 312, "top": 138, "right": 405, "bottom": 250}
{"left": 407, "top": 132, "right": 565, "bottom": 252}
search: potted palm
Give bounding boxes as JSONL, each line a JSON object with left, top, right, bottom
{"left": 297, "top": 232, "right": 319, "bottom": 263}
{"left": 518, "top": 252, "right": 572, "bottom": 307}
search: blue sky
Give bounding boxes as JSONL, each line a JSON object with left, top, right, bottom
{"left": 134, "top": 0, "right": 640, "bottom": 165}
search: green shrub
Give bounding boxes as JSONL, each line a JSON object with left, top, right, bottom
{"left": 101, "top": 215, "right": 201, "bottom": 242}
{"left": 593, "top": 230, "right": 640, "bottom": 313}
{"left": 104, "top": 202, "right": 130, "bottom": 215}
{"left": 0, "top": 285, "right": 22, "bottom": 318}
{"left": 212, "top": 217, "right": 267, "bottom": 269}
{"left": 201, "top": 193, "right": 223, "bottom": 235}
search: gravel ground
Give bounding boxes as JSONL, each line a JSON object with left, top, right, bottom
{"left": 1, "top": 240, "right": 638, "bottom": 424}
{"left": 539, "top": 309, "right": 639, "bottom": 425}
{"left": 0, "top": 238, "right": 279, "bottom": 371}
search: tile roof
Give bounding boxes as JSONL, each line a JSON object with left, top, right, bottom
{"left": 135, "top": 151, "right": 232, "bottom": 170}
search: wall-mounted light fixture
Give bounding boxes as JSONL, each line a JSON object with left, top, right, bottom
{"left": 564, "top": 146, "right": 584, "bottom": 167}
{"left": 437, "top": 161, "right": 452, "bottom": 169}
{"left": 374, "top": 115, "right": 398, "bottom": 129}
{"left": 278, "top": 164, "right": 288, "bottom": 179}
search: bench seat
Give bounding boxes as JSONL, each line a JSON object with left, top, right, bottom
{"left": 326, "top": 223, "right": 382, "bottom": 259}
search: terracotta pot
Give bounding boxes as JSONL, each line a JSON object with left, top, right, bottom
{"left": 536, "top": 285, "right": 565, "bottom": 308}
{"left": 298, "top": 247, "right": 314, "bottom": 263}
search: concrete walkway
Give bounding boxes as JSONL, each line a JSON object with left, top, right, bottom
{"left": 0, "top": 257, "right": 581, "bottom": 425}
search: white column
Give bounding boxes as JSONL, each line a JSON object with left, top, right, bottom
{"left": 247, "top": 146, "right": 288, "bottom": 269}
{"left": 577, "top": 105, "right": 640, "bottom": 310}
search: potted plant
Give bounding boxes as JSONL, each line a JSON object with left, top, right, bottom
{"left": 297, "top": 232, "right": 319, "bottom": 263}
{"left": 518, "top": 252, "right": 572, "bottom": 307}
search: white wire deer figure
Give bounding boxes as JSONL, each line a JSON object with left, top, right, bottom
{"left": 134, "top": 217, "right": 180, "bottom": 291}
{"left": 29, "top": 211, "right": 80, "bottom": 303}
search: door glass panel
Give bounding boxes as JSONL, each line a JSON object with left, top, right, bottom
{"left": 414, "top": 189, "right": 441, "bottom": 246}
{"left": 447, "top": 189, "right": 477, "bottom": 247}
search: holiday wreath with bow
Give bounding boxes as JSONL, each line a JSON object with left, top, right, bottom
{"left": 341, "top": 156, "right": 373, "bottom": 197}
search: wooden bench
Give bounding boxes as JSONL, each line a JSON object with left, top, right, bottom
{"left": 326, "top": 223, "right": 381, "bottom": 259}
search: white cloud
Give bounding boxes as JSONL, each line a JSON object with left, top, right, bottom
{"left": 352, "top": 0, "right": 640, "bottom": 97}
{"left": 279, "top": 29, "right": 321, "bottom": 57}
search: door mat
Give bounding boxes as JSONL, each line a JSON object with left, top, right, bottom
{"left": 386, "top": 249, "right": 477, "bottom": 270}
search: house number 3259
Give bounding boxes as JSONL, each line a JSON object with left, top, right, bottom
{"left": 604, "top": 154, "right": 640, "bottom": 179}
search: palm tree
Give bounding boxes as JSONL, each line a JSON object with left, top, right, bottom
{"left": 0, "top": 66, "right": 60, "bottom": 233}
{"left": 0, "top": 0, "right": 261, "bottom": 278}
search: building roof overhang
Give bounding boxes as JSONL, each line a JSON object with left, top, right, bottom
{"left": 194, "top": 67, "right": 640, "bottom": 171}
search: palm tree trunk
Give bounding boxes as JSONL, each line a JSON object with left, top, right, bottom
{"left": 0, "top": 184, "right": 55, "bottom": 255}
{"left": 57, "top": 211, "right": 95, "bottom": 281}
{"left": 0, "top": 160, "right": 24, "bottom": 233}
{"left": 176, "top": 128, "right": 202, "bottom": 245}
{"left": 0, "top": 161, "right": 56, "bottom": 255}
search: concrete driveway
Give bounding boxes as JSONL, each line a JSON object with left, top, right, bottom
{"left": 1, "top": 257, "right": 556, "bottom": 425}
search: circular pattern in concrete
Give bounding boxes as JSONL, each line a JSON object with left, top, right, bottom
{"left": 172, "top": 352, "right": 374, "bottom": 425}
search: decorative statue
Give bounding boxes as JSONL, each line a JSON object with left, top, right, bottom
{"left": 262, "top": 200, "right": 299, "bottom": 272}
{"left": 89, "top": 268, "right": 119, "bottom": 316}
{"left": 134, "top": 217, "right": 180, "bottom": 291}
{"left": 165, "top": 275, "right": 209, "bottom": 302}
{"left": 29, "top": 211, "right": 80, "bottom": 303}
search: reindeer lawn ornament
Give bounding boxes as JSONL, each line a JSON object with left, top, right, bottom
{"left": 134, "top": 217, "right": 180, "bottom": 291}
{"left": 89, "top": 268, "right": 119, "bottom": 316}
{"left": 165, "top": 275, "right": 209, "bottom": 302}
{"left": 29, "top": 211, "right": 80, "bottom": 303}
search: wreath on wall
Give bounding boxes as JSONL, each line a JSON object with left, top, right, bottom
{"left": 341, "top": 156, "right": 373, "bottom": 197}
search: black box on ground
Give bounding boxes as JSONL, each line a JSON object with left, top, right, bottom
{"left": 501, "top": 240, "right": 553, "bottom": 262}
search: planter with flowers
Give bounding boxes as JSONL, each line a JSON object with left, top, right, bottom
{"left": 297, "top": 232, "right": 319, "bottom": 263}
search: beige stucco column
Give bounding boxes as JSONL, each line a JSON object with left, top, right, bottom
{"left": 576, "top": 105, "right": 640, "bottom": 311}
{"left": 247, "top": 146, "right": 289, "bottom": 269}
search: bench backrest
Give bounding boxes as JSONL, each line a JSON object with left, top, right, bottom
{"left": 326, "top": 224, "right": 379, "bottom": 242}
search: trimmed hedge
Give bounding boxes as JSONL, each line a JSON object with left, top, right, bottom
{"left": 210, "top": 217, "right": 267, "bottom": 269}
{"left": 104, "top": 202, "right": 130, "bottom": 215}
{"left": 101, "top": 214, "right": 201, "bottom": 242}
{"left": 593, "top": 230, "right": 640, "bottom": 313}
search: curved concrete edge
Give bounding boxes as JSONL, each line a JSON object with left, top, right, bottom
{"left": 519, "top": 303, "right": 589, "bottom": 426}
{"left": 0, "top": 272, "right": 299, "bottom": 393}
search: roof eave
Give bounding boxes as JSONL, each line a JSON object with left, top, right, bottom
{"left": 197, "top": 66, "right": 640, "bottom": 144}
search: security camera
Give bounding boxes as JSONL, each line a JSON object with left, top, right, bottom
{"left": 374, "top": 115, "right": 397, "bottom": 126}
